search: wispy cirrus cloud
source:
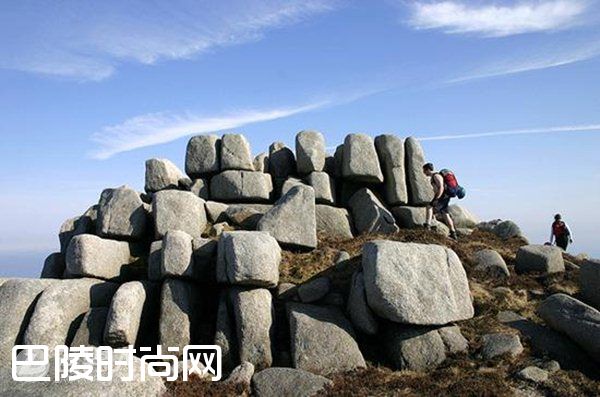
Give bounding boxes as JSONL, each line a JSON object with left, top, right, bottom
{"left": 0, "top": 0, "right": 336, "bottom": 81}
{"left": 406, "top": 1, "right": 589, "bottom": 37}
{"left": 418, "top": 123, "right": 600, "bottom": 141}
{"left": 446, "top": 42, "right": 600, "bottom": 83}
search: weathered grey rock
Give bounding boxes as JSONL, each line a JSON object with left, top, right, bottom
{"left": 362, "top": 240, "right": 474, "bottom": 325}
{"left": 375, "top": 134, "right": 408, "bottom": 205}
{"left": 580, "top": 259, "right": 600, "bottom": 309}
{"left": 384, "top": 325, "right": 447, "bottom": 371}
{"left": 281, "top": 177, "right": 305, "bottom": 196}
{"left": 269, "top": 142, "right": 296, "bottom": 180}
{"left": 72, "top": 306, "right": 108, "bottom": 347}
{"left": 66, "top": 234, "right": 133, "bottom": 280}
{"left": 296, "top": 130, "right": 326, "bottom": 174}
{"left": 190, "top": 178, "right": 209, "bottom": 199}
{"left": 537, "top": 293, "right": 600, "bottom": 362}
{"left": 516, "top": 245, "right": 565, "bottom": 274}
{"left": 254, "top": 152, "right": 270, "bottom": 173}
{"left": 480, "top": 333, "right": 523, "bottom": 359}
{"left": 161, "top": 230, "right": 194, "bottom": 279}
{"left": 223, "top": 361, "right": 254, "bottom": 387}
{"left": 214, "top": 291, "right": 238, "bottom": 373}
{"left": 153, "top": 190, "right": 206, "bottom": 240}
{"left": 258, "top": 185, "right": 317, "bottom": 249}
{"left": 347, "top": 271, "right": 378, "bottom": 335}
{"left": 391, "top": 206, "right": 449, "bottom": 235}
{"left": 159, "top": 279, "right": 196, "bottom": 353}
{"left": 231, "top": 288, "right": 274, "bottom": 370}
{"left": 541, "top": 360, "right": 561, "bottom": 372}
{"left": 217, "top": 231, "right": 281, "bottom": 287}
{"left": 97, "top": 186, "right": 148, "bottom": 240}
{"left": 332, "top": 144, "right": 344, "bottom": 178}
{"left": 342, "top": 133, "right": 383, "bottom": 183}
{"left": 252, "top": 367, "right": 332, "bottom": 397}
{"left": 205, "top": 200, "right": 229, "bottom": 223}
{"left": 185, "top": 134, "right": 220, "bottom": 177}
{"left": 148, "top": 240, "right": 162, "bottom": 281}
{"left": 448, "top": 205, "right": 478, "bottom": 228}
{"left": 145, "top": 158, "right": 185, "bottom": 192}
{"left": 0, "top": 349, "right": 167, "bottom": 396}
{"left": 298, "top": 277, "right": 330, "bottom": 303}
{"left": 221, "top": 134, "right": 254, "bottom": 171}
{"left": 478, "top": 219, "right": 524, "bottom": 240}
{"left": 0, "top": 279, "right": 56, "bottom": 362}
{"left": 348, "top": 188, "right": 398, "bottom": 235}
{"left": 104, "top": 281, "right": 148, "bottom": 347}
{"left": 225, "top": 205, "right": 263, "bottom": 229}
{"left": 59, "top": 211, "right": 95, "bottom": 254}
{"left": 517, "top": 366, "right": 548, "bottom": 383}
{"left": 474, "top": 249, "right": 510, "bottom": 279}
{"left": 306, "top": 171, "right": 335, "bottom": 204}
{"left": 276, "top": 283, "right": 298, "bottom": 301}
{"left": 211, "top": 170, "right": 273, "bottom": 202}
{"left": 438, "top": 325, "right": 469, "bottom": 354}
{"left": 322, "top": 292, "right": 344, "bottom": 307}
{"left": 405, "top": 137, "right": 434, "bottom": 205}
{"left": 315, "top": 205, "right": 353, "bottom": 239}
{"left": 24, "top": 279, "right": 118, "bottom": 350}
{"left": 41, "top": 252, "right": 65, "bottom": 278}
{"left": 288, "top": 303, "right": 365, "bottom": 375}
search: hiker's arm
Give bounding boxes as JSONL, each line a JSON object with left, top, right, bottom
{"left": 549, "top": 227, "right": 554, "bottom": 244}
{"left": 565, "top": 223, "right": 574, "bottom": 241}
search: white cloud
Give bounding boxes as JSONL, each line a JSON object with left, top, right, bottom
{"left": 418, "top": 123, "right": 600, "bottom": 141}
{"left": 90, "top": 102, "right": 328, "bottom": 159}
{"left": 407, "top": 1, "right": 588, "bottom": 37}
{"left": 447, "top": 43, "right": 600, "bottom": 83}
{"left": 0, "top": 1, "right": 335, "bottom": 81}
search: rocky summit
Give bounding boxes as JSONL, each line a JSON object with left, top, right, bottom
{"left": 2, "top": 131, "right": 599, "bottom": 396}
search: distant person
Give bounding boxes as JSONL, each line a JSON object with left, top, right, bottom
{"left": 422, "top": 163, "right": 460, "bottom": 240}
{"left": 549, "top": 214, "right": 573, "bottom": 251}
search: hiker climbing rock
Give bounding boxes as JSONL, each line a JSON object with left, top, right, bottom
{"left": 549, "top": 214, "right": 573, "bottom": 251}
{"left": 423, "top": 163, "right": 465, "bottom": 240}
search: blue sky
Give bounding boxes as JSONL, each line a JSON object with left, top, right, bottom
{"left": 1, "top": 0, "right": 599, "bottom": 276}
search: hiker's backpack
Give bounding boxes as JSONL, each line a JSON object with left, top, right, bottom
{"left": 439, "top": 169, "right": 466, "bottom": 199}
{"left": 552, "top": 221, "right": 569, "bottom": 237}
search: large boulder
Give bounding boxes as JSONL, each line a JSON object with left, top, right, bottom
{"left": 252, "top": 367, "right": 332, "bottom": 397}
{"left": 190, "top": 178, "right": 209, "bottom": 199}
{"left": 480, "top": 333, "right": 524, "bottom": 359}
{"left": 342, "top": 133, "right": 383, "bottom": 183}
{"left": 23, "top": 279, "right": 118, "bottom": 350}
{"left": 348, "top": 188, "right": 399, "bottom": 235}
{"left": 268, "top": 142, "right": 296, "bottom": 180}
{"left": 306, "top": 172, "right": 335, "bottom": 205}
{"left": 253, "top": 152, "right": 269, "bottom": 173}
{"left": 281, "top": 177, "right": 305, "bottom": 197}
{"left": 185, "top": 134, "right": 220, "bottom": 177}
{"left": 210, "top": 170, "right": 273, "bottom": 202}
{"left": 538, "top": 293, "right": 600, "bottom": 363}
{"left": 391, "top": 206, "right": 449, "bottom": 235}
{"left": 214, "top": 291, "right": 238, "bottom": 373}
{"left": 159, "top": 279, "right": 197, "bottom": 353}
{"left": 515, "top": 245, "right": 565, "bottom": 274}
{"left": 71, "top": 306, "right": 108, "bottom": 347}
{"left": 104, "top": 281, "right": 151, "bottom": 347}
{"left": 59, "top": 209, "right": 95, "bottom": 254}
{"left": 315, "top": 205, "right": 353, "bottom": 239}
{"left": 347, "top": 271, "right": 378, "bottom": 335}
{"left": 148, "top": 240, "right": 162, "bottom": 281}
{"left": 231, "top": 288, "right": 274, "bottom": 370}
{"left": 205, "top": 200, "right": 229, "bottom": 223}
{"left": 66, "top": 234, "right": 134, "bottom": 280}
{"left": 288, "top": 303, "right": 365, "bottom": 375}
{"left": 0, "top": 279, "right": 56, "bottom": 362}
{"left": 477, "top": 219, "right": 524, "bottom": 240}
{"left": 404, "top": 137, "right": 434, "bottom": 205}
{"left": 258, "top": 185, "right": 317, "bottom": 250}
{"left": 385, "top": 325, "right": 451, "bottom": 371}
{"left": 374, "top": 134, "right": 408, "bottom": 205}
{"left": 447, "top": 205, "right": 478, "bottom": 228}
{"left": 362, "top": 240, "right": 474, "bottom": 325}
{"left": 145, "top": 158, "right": 185, "bottom": 193}
{"left": 296, "top": 130, "right": 326, "bottom": 175}
{"left": 221, "top": 134, "right": 254, "bottom": 171}
{"left": 217, "top": 231, "right": 281, "bottom": 288}
{"left": 153, "top": 190, "right": 206, "bottom": 240}
{"left": 580, "top": 259, "right": 600, "bottom": 309}
{"left": 97, "top": 186, "right": 147, "bottom": 240}
{"left": 161, "top": 230, "right": 195, "bottom": 279}
{"left": 473, "top": 249, "right": 510, "bottom": 279}
{"left": 41, "top": 252, "right": 65, "bottom": 279}
{"left": 298, "top": 277, "right": 330, "bottom": 303}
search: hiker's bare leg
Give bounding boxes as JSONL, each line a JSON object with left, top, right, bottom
{"left": 443, "top": 213, "right": 456, "bottom": 232}
{"left": 426, "top": 206, "right": 434, "bottom": 225}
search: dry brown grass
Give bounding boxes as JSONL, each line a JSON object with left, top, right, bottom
{"left": 164, "top": 375, "right": 248, "bottom": 397}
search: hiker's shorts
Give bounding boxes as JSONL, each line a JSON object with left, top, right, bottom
{"left": 433, "top": 196, "right": 450, "bottom": 215}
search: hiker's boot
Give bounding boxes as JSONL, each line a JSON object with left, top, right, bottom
{"left": 422, "top": 223, "right": 431, "bottom": 230}
{"left": 449, "top": 231, "right": 458, "bottom": 241}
